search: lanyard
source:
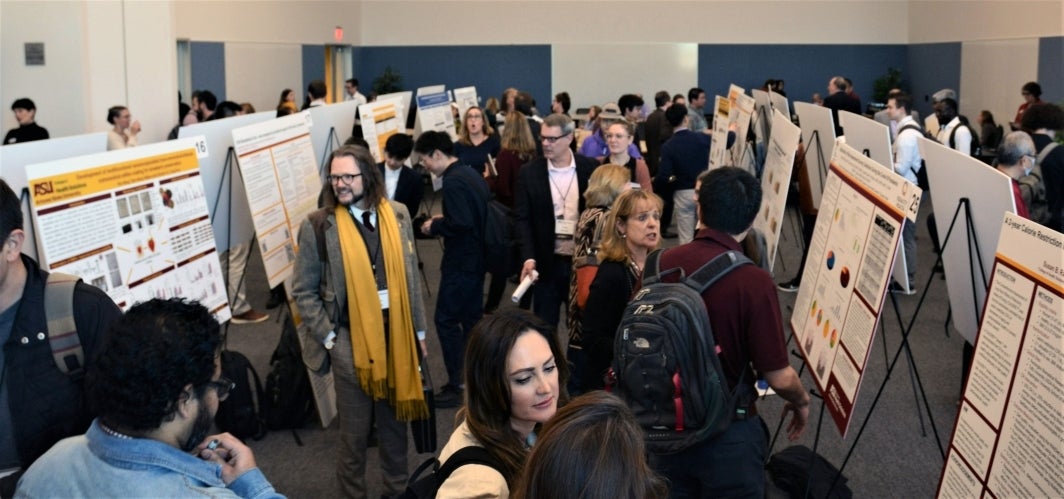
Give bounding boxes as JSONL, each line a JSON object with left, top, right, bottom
{"left": 548, "top": 169, "right": 576, "bottom": 219}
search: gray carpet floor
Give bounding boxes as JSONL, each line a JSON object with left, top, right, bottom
{"left": 227, "top": 190, "right": 965, "bottom": 498}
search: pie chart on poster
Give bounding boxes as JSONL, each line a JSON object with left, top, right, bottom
{"left": 826, "top": 251, "right": 836, "bottom": 270}
{"left": 840, "top": 267, "right": 851, "bottom": 288}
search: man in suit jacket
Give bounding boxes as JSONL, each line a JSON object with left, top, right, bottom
{"left": 292, "top": 145, "right": 429, "bottom": 498}
{"left": 378, "top": 133, "right": 424, "bottom": 217}
{"left": 415, "top": 131, "right": 489, "bottom": 408}
{"left": 515, "top": 113, "right": 598, "bottom": 328}
{"left": 643, "top": 90, "right": 673, "bottom": 177}
{"left": 823, "top": 76, "right": 862, "bottom": 136}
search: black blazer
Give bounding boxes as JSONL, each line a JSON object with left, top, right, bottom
{"left": 514, "top": 154, "right": 597, "bottom": 280}
{"left": 379, "top": 163, "right": 424, "bottom": 217}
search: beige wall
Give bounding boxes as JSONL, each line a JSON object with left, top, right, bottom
{"left": 908, "top": 0, "right": 1063, "bottom": 44}
{"left": 174, "top": 0, "right": 362, "bottom": 44}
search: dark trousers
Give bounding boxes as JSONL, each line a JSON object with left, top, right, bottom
{"left": 531, "top": 255, "right": 572, "bottom": 330}
{"left": 435, "top": 269, "right": 484, "bottom": 388}
{"left": 651, "top": 416, "right": 769, "bottom": 499}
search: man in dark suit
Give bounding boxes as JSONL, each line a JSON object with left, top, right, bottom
{"left": 416, "top": 131, "right": 489, "bottom": 408}
{"left": 823, "top": 76, "right": 862, "bottom": 136}
{"left": 515, "top": 113, "right": 597, "bottom": 329}
{"left": 643, "top": 90, "right": 673, "bottom": 177}
{"left": 378, "top": 133, "right": 424, "bottom": 217}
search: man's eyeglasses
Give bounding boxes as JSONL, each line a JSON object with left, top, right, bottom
{"left": 328, "top": 173, "right": 362, "bottom": 184}
{"left": 541, "top": 133, "right": 572, "bottom": 144}
{"left": 208, "top": 377, "right": 236, "bottom": 402}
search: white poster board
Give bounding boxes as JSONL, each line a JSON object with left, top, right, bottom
{"left": 415, "top": 91, "right": 457, "bottom": 142}
{"left": 937, "top": 213, "right": 1064, "bottom": 499}
{"left": 231, "top": 113, "right": 321, "bottom": 288}
{"left": 26, "top": 138, "right": 231, "bottom": 321}
{"left": 751, "top": 89, "right": 772, "bottom": 146}
{"left": 0, "top": 132, "right": 108, "bottom": 260}
{"left": 839, "top": 110, "right": 914, "bottom": 291}
{"left": 753, "top": 109, "right": 800, "bottom": 273}
{"left": 728, "top": 85, "right": 755, "bottom": 171}
{"left": 453, "top": 86, "right": 479, "bottom": 119}
{"left": 307, "top": 101, "right": 359, "bottom": 174}
{"left": 377, "top": 91, "right": 413, "bottom": 128}
{"left": 794, "top": 101, "right": 836, "bottom": 211}
{"left": 790, "top": 141, "right": 921, "bottom": 436}
{"left": 359, "top": 101, "right": 404, "bottom": 163}
{"left": 179, "top": 111, "right": 274, "bottom": 253}
{"left": 918, "top": 137, "right": 1016, "bottom": 343}
{"left": 769, "top": 90, "right": 790, "bottom": 121}
{"left": 708, "top": 95, "right": 731, "bottom": 170}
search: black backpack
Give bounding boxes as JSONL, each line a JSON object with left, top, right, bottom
{"left": 611, "top": 249, "right": 755, "bottom": 455}
{"left": 897, "top": 124, "right": 930, "bottom": 191}
{"left": 483, "top": 199, "right": 515, "bottom": 277}
{"left": 263, "top": 314, "right": 316, "bottom": 431}
{"left": 766, "top": 445, "right": 853, "bottom": 499}
{"left": 948, "top": 122, "right": 981, "bottom": 157}
{"left": 215, "top": 349, "right": 267, "bottom": 441}
{"left": 401, "top": 446, "right": 503, "bottom": 498}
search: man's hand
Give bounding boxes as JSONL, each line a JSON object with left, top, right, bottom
{"left": 419, "top": 339, "right": 428, "bottom": 359}
{"left": 520, "top": 260, "right": 537, "bottom": 282}
{"left": 782, "top": 400, "right": 810, "bottom": 441}
{"left": 198, "top": 433, "right": 258, "bottom": 485}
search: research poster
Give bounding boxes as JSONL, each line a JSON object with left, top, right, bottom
{"left": 231, "top": 113, "right": 321, "bottom": 288}
{"left": 790, "top": 141, "right": 921, "bottom": 436}
{"left": 752, "top": 108, "right": 800, "bottom": 272}
{"left": 416, "top": 90, "right": 457, "bottom": 141}
{"left": 359, "top": 100, "right": 403, "bottom": 163}
{"left": 453, "top": 86, "right": 479, "bottom": 119}
{"left": 728, "top": 84, "right": 755, "bottom": 169}
{"left": 937, "top": 213, "right": 1063, "bottom": 499}
{"left": 708, "top": 95, "right": 731, "bottom": 170}
{"left": 26, "top": 139, "right": 231, "bottom": 321}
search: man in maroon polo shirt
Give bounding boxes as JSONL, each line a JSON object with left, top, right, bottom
{"left": 654, "top": 166, "right": 810, "bottom": 498}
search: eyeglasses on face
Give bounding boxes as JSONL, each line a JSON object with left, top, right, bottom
{"left": 328, "top": 173, "right": 362, "bottom": 184}
{"left": 208, "top": 377, "right": 236, "bottom": 401}
{"left": 541, "top": 133, "right": 572, "bottom": 144}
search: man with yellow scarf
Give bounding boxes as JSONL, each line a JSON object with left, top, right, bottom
{"left": 292, "top": 145, "right": 429, "bottom": 498}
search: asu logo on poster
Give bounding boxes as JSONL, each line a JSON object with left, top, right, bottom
{"left": 33, "top": 181, "right": 54, "bottom": 196}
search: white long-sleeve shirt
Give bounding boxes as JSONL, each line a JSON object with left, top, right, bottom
{"left": 893, "top": 115, "right": 922, "bottom": 185}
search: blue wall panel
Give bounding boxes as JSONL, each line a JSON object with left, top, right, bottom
{"left": 698, "top": 44, "right": 908, "bottom": 114}
{"left": 906, "top": 42, "right": 962, "bottom": 121}
{"left": 352, "top": 45, "right": 552, "bottom": 114}
{"left": 190, "top": 41, "right": 226, "bottom": 102}
{"left": 302, "top": 45, "right": 326, "bottom": 103}
{"left": 1037, "top": 36, "right": 1063, "bottom": 104}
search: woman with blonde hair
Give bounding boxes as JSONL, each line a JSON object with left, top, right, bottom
{"left": 566, "top": 164, "right": 633, "bottom": 393}
{"left": 513, "top": 391, "right": 667, "bottom": 499}
{"left": 579, "top": 189, "right": 662, "bottom": 391}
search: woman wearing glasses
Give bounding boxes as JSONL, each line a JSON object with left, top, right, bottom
{"left": 603, "top": 121, "right": 653, "bottom": 192}
{"left": 454, "top": 106, "right": 501, "bottom": 177}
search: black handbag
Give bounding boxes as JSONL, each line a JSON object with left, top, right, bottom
{"left": 410, "top": 364, "right": 438, "bottom": 454}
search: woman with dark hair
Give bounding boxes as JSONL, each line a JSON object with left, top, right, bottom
{"left": 978, "top": 110, "right": 1002, "bottom": 151}
{"left": 107, "top": 106, "right": 141, "bottom": 150}
{"left": 513, "top": 391, "right": 668, "bottom": 499}
{"left": 566, "top": 164, "right": 631, "bottom": 393}
{"left": 580, "top": 189, "right": 662, "bottom": 391}
{"left": 454, "top": 106, "right": 501, "bottom": 176}
{"left": 604, "top": 121, "right": 653, "bottom": 192}
{"left": 1013, "top": 81, "right": 1043, "bottom": 129}
{"left": 552, "top": 92, "right": 571, "bottom": 116}
{"left": 277, "top": 88, "right": 296, "bottom": 109}
{"left": 436, "top": 309, "right": 568, "bottom": 498}
{"left": 582, "top": 105, "right": 601, "bottom": 132}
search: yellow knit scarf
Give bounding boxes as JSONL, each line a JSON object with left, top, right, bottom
{"left": 335, "top": 202, "right": 427, "bottom": 421}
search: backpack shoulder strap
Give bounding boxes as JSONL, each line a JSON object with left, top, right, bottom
{"left": 898, "top": 123, "right": 921, "bottom": 136}
{"left": 436, "top": 446, "right": 502, "bottom": 484}
{"left": 44, "top": 272, "right": 85, "bottom": 377}
{"left": 1037, "top": 142, "right": 1059, "bottom": 165}
{"left": 685, "top": 250, "right": 753, "bottom": 294}
{"left": 641, "top": 249, "right": 666, "bottom": 286}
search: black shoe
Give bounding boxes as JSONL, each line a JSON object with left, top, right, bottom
{"left": 776, "top": 278, "right": 800, "bottom": 293}
{"left": 663, "top": 231, "right": 678, "bottom": 239}
{"left": 888, "top": 280, "right": 915, "bottom": 295}
{"left": 435, "top": 385, "right": 463, "bottom": 409}
{"left": 265, "top": 286, "right": 285, "bottom": 309}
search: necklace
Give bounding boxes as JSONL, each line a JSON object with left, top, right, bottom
{"left": 99, "top": 423, "right": 134, "bottom": 440}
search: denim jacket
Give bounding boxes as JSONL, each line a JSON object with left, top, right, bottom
{"left": 15, "top": 420, "right": 283, "bottom": 498}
